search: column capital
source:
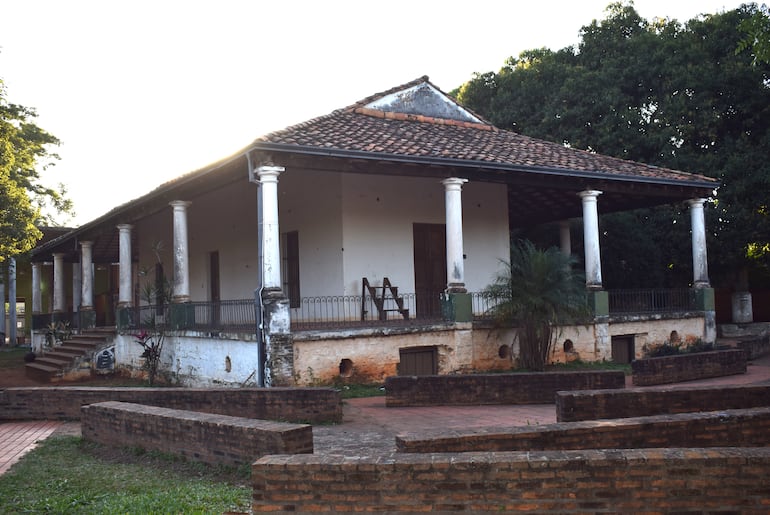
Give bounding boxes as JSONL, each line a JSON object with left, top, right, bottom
{"left": 257, "top": 165, "right": 285, "bottom": 182}
{"left": 169, "top": 200, "right": 191, "bottom": 210}
{"left": 117, "top": 223, "right": 133, "bottom": 231}
{"left": 80, "top": 240, "right": 93, "bottom": 250}
{"left": 578, "top": 189, "right": 603, "bottom": 200}
{"left": 441, "top": 177, "right": 468, "bottom": 191}
{"left": 687, "top": 198, "right": 707, "bottom": 208}
{"left": 52, "top": 252, "right": 66, "bottom": 259}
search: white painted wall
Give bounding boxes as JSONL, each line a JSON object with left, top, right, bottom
{"left": 114, "top": 331, "right": 261, "bottom": 387}
{"left": 339, "top": 173, "right": 509, "bottom": 296}
{"left": 187, "top": 179, "right": 260, "bottom": 300}
{"left": 278, "top": 169, "right": 344, "bottom": 298}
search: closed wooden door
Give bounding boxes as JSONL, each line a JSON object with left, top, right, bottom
{"left": 413, "top": 223, "right": 446, "bottom": 318}
{"left": 399, "top": 346, "right": 438, "bottom": 376}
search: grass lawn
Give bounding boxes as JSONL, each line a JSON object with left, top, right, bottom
{"left": 0, "top": 347, "right": 29, "bottom": 369}
{"left": 0, "top": 436, "right": 251, "bottom": 514}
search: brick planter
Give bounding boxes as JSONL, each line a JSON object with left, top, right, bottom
{"left": 631, "top": 348, "right": 747, "bottom": 386}
{"left": 385, "top": 370, "right": 625, "bottom": 407}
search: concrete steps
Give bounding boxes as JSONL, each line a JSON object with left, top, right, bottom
{"left": 25, "top": 328, "right": 116, "bottom": 383}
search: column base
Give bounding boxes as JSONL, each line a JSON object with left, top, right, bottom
{"left": 170, "top": 302, "right": 195, "bottom": 330}
{"left": 587, "top": 290, "right": 609, "bottom": 318}
{"left": 79, "top": 308, "right": 96, "bottom": 329}
{"left": 261, "top": 290, "right": 294, "bottom": 386}
{"left": 441, "top": 292, "right": 473, "bottom": 323}
{"left": 116, "top": 305, "right": 134, "bottom": 330}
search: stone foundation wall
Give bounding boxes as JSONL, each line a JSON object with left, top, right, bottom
{"left": 0, "top": 386, "right": 342, "bottom": 423}
{"left": 82, "top": 401, "right": 312, "bottom": 467}
{"left": 385, "top": 370, "right": 625, "bottom": 407}
{"left": 556, "top": 384, "right": 770, "bottom": 422}
{"left": 396, "top": 408, "right": 770, "bottom": 452}
{"left": 631, "top": 348, "right": 747, "bottom": 386}
{"left": 252, "top": 448, "right": 770, "bottom": 512}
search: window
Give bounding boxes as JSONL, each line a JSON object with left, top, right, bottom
{"left": 281, "top": 231, "right": 300, "bottom": 308}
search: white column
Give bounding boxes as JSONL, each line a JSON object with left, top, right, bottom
{"left": 170, "top": 201, "right": 191, "bottom": 302}
{"left": 258, "top": 166, "right": 285, "bottom": 290}
{"left": 31, "top": 263, "right": 42, "bottom": 314}
{"left": 71, "top": 263, "right": 81, "bottom": 316}
{"left": 688, "top": 198, "right": 710, "bottom": 288}
{"left": 579, "top": 190, "right": 603, "bottom": 290}
{"left": 80, "top": 241, "right": 94, "bottom": 309}
{"left": 559, "top": 220, "right": 572, "bottom": 256}
{"left": 117, "top": 224, "right": 133, "bottom": 306}
{"left": 8, "top": 258, "right": 16, "bottom": 344}
{"left": 53, "top": 253, "right": 66, "bottom": 312}
{"left": 442, "top": 177, "right": 468, "bottom": 293}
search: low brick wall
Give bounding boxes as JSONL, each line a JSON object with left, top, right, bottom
{"left": 0, "top": 387, "right": 342, "bottom": 423}
{"left": 556, "top": 384, "right": 770, "bottom": 422}
{"left": 631, "top": 348, "right": 746, "bottom": 386}
{"left": 396, "top": 407, "right": 770, "bottom": 452}
{"left": 385, "top": 370, "right": 625, "bottom": 407}
{"left": 739, "top": 335, "right": 770, "bottom": 360}
{"left": 252, "top": 447, "right": 770, "bottom": 512}
{"left": 82, "top": 401, "right": 313, "bottom": 467}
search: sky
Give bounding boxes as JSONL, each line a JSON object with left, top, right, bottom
{"left": 1, "top": 0, "right": 746, "bottom": 226}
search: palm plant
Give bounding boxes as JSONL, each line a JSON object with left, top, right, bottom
{"left": 484, "top": 240, "right": 591, "bottom": 371}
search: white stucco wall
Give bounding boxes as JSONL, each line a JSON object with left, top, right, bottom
{"left": 278, "top": 169, "right": 344, "bottom": 298}
{"left": 114, "top": 331, "right": 261, "bottom": 386}
{"left": 187, "top": 180, "right": 260, "bottom": 300}
{"left": 339, "top": 173, "right": 509, "bottom": 296}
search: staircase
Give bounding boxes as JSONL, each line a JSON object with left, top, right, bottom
{"left": 25, "top": 328, "right": 116, "bottom": 383}
{"left": 361, "top": 277, "right": 410, "bottom": 321}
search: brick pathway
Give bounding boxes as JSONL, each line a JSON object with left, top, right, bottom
{"left": 2, "top": 355, "right": 769, "bottom": 475}
{"left": 0, "top": 421, "right": 62, "bottom": 475}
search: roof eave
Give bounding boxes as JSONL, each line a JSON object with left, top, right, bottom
{"left": 251, "top": 142, "right": 720, "bottom": 191}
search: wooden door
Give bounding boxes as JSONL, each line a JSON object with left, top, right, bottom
{"left": 413, "top": 223, "right": 446, "bottom": 318}
{"left": 611, "top": 335, "right": 635, "bottom": 363}
{"left": 398, "top": 346, "right": 438, "bottom": 376}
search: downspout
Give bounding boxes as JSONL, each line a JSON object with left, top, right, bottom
{"left": 247, "top": 152, "right": 267, "bottom": 387}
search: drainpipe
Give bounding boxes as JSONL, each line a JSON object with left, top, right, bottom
{"left": 248, "top": 152, "right": 266, "bottom": 387}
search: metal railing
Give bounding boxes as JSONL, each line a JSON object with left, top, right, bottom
{"left": 608, "top": 288, "right": 697, "bottom": 315}
{"left": 290, "top": 293, "right": 444, "bottom": 330}
{"left": 128, "top": 299, "right": 257, "bottom": 332}
{"left": 37, "top": 288, "right": 700, "bottom": 334}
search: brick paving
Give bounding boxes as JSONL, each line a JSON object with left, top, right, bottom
{"left": 1, "top": 355, "right": 769, "bottom": 476}
{"left": 0, "top": 420, "right": 62, "bottom": 475}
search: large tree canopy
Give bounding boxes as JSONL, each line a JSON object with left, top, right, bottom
{"left": 456, "top": 2, "right": 770, "bottom": 290}
{"left": 0, "top": 77, "right": 71, "bottom": 261}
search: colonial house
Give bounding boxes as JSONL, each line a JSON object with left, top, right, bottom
{"left": 27, "top": 77, "right": 718, "bottom": 386}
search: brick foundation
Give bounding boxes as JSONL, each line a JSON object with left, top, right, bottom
{"left": 631, "top": 348, "right": 746, "bottom": 386}
{"left": 385, "top": 370, "right": 625, "bottom": 407}
{"left": 82, "top": 401, "right": 312, "bottom": 467}
{"left": 556, "top": 384, "right": 770, "bottom": 422}
{"left": 396, "top": 407, "right": 770, "bottom": 452}
{"left": 0, "top": 387, "right": 342, "bottom": 423}
{"left": 252, "top": 448, "right": 770, "bottom": 512}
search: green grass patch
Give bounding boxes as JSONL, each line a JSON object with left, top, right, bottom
{"left": 546, "top": 359, "right": 632, "bottom": 375}
{"left": 0, "top": 436, "right": 251, "bottom": 514}
{"left": 337, "top": 383, "right": 385, "bottom": 399}
{"left": 0, "top": 347, "right": 29, "bottom": 369}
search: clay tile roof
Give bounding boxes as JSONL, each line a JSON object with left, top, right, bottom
{"left": 254, "top": 76, "right": 717, "bottom": 187}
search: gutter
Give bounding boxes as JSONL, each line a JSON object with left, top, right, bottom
{"left": 250, "top": 142, "right": 720, "bottom": 190}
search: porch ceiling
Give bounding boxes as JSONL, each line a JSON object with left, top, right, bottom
{"left": 255, "top": 147, "right": 714, "bottom": 228}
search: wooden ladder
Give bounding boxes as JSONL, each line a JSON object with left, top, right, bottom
{"left": 361, "top": 277, "right": 410, "bottom": 321}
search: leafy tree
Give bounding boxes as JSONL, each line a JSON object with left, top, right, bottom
{"left": 484, "top": 240, "right": 590, "bottom": 371}
{"left": 0, "top": 77, "right": 71, "bottom": 261}
{"left": 738, "top": 3, "right": 770, "bottom": 64}
{"left": 458, "top": 3, "right": 770, "bottom": 290}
